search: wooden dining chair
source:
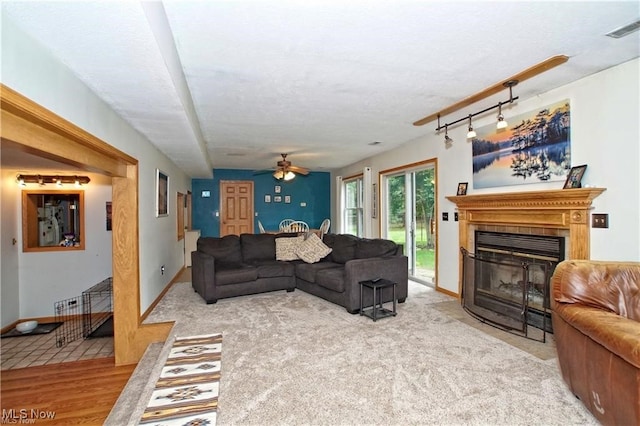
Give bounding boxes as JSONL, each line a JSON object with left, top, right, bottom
{"left": 288, "top": 221, "right": 309, "bottom": 233}
{"left": 319, "top": 218, "right": 331, "bottom": 239}
{"left": 279, "top": 219, "right": 295, "bottom": 231}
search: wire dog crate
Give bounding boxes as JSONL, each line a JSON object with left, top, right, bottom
{"left": 54, "top": 277, "right": 113, "bottom": 348}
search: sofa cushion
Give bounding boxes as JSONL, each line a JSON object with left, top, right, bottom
{"left": 295, "top": 262, "right": 343, "bottom": 283}
{"left": 198, "top": 235, "right": 243, "bottom": 264}
{"left": 215, "top": 264, "right": 258, "bottom": 286}
{"left": 240, "top": 233, "right": 276, "bottom": 262}
{"left": 295, "top": 233, "right": 332, "bottom": 263}
{"left": 316, "top": 268, "right": 346, "bottom": 293}
{"left": 324, "top": 234, "right": 358, "bottom": 264}
{"left": 251, "top": 260, "right": 295, "bottom": 278}
{"left": 355, "top": 238, "right": 398, "bottom": 259}
{"left": 275, "top": 235, "right": 304, "bottom": 261}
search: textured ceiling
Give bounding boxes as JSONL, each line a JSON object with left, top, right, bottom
{"left": 2, "top": 1, "right": 639, "bottom": 178}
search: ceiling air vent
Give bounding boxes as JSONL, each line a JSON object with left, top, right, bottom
{"left": 606, "top": 19, "right": 640, "bottom": 39}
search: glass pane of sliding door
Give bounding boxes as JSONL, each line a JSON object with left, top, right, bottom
{"left": 413, "top": 168, "right": 436, "bottom": 284}
{"left": 384, "top": 164, "right": 436, "bottom": 286}
{"left": 386, "top": 174, "right": 407, "bottom": 259}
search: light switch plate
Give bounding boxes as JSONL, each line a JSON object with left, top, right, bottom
{"left": 592, "top": 213, "right": 608, "bottom": 228}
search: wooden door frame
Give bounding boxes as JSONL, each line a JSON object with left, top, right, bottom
{"left": 1, "top": 84, "right": 173, "bottom": 365}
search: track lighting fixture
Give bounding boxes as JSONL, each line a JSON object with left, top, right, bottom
{"left": 16, "top": 174, "right": 91, "bottom": 187}
{"left": 444, "top": 124, "right": 453, "bottom": 147}
{"left": 434, "top": 80, "right": 519, "bottom": 137}
{"left": 496, "top": 102, "right": 508, "bottom": 130}
{"left": 466, "top": 115, "right": 477, "bottom": 139}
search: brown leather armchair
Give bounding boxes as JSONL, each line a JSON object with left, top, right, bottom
{"left": 551, "top": 260, "right": 640, "bottom": 425}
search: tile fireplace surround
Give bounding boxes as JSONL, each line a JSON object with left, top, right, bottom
{"left": 447, "top": 187, "right": 606, "bottom": 294}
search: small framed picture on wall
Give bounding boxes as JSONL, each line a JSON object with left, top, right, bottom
{"left": 274, "top": 195, "right": 282, "bottom": 203}
{"left": 284, "top": 195, "right": 291, "bottom": 204}
{"left": 264, "top": 195, "right": 271, "bottom": 203}
{"left": 274, "top": 185, "right": 281, "bottom": 193}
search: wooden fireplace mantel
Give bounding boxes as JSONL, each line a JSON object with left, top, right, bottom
{"left": 446, "top": 188, "right": 606, "bottom": 293}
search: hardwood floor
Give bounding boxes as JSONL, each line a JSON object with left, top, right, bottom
{"left": 0, "top": 357, "right": 135, "bottom": 425}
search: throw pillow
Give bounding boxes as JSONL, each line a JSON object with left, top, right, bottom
{"left": 295, "top": 233, "right": 332, "bottom": 264}
{"left": 275, "top": 235, "right": 304, "bottom": 261}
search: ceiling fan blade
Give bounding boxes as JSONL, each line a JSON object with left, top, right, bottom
{"left": 253, "top": 168, "right": 275, "bottom": 175}
{"left": 289, "top": 165, "right": 309, "bottom": 175}
{"left": 412, "top": 55, "right": 569, "bottom": 127}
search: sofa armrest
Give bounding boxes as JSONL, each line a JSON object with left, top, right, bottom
{"left": 191, "top": 251, "right": 217, "bottom": 303}
{"left": 344, "top": 255, "right": 409, "bottom": 308}
{"left": 554, "top": 303, "right": 640, "bottom": 368}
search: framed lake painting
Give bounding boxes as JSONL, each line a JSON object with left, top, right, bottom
{"left": 471, "top": 100, "right": 571, "bottom": 189}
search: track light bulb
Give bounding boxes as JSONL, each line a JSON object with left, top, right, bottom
{"left": 444, "top": 125, "right": 453, "bottom": 147}
{"left": 466, "top": 115, "right": 476, "bottom": 139}
{"left": 17, "top": 176, "right": 25, "bottom": 187}
{"left": 496, "top": 103, "right": 508, "bottom": 130}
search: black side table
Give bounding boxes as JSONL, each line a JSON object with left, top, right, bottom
{"left": 359, "top": 278, "right": 397, "bottom": 321}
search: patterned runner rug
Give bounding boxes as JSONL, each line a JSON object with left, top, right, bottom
{"left": 139, "top": 333, "right": 222, "bottom": 425}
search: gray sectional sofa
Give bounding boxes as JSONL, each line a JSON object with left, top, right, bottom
{"left": 191, "top": 233, "right": 408, "bottom": 313}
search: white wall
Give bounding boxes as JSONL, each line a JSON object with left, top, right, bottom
{"left": 335, "top": 58, "right": 640, "bottom": 295}
{"left": 0, "top": 167, "right": 21, "bottom": 325}
{"left": 1, "top": 15, "right": 191, "bottom": 324}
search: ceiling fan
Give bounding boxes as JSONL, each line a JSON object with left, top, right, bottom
{"left": 255, "top": 153, "right": 310, "bottom": 181}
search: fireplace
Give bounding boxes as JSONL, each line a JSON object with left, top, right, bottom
{"left": 461, "top": 231, "right": 564, "bottom": 339}
{"left": 446, "top": 188, "right": 605, "bottom": 340}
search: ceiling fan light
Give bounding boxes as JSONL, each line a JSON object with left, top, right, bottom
{"left": 284, "top": 171, "right": 296, "bottom": 181}
{"left": 273, "top": 170, "right": 284, "bottom": 180}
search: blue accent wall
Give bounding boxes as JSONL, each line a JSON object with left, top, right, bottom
{"left": 192, "top": 169, "right": 331, "bottom": 237}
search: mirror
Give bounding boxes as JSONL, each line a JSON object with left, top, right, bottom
{"left": 22, "top": 190, "right": 85, "bottom": 252}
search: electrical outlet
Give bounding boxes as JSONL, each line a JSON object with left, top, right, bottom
{"left": 161, "top": 265, "right": 165, "bottom": 275}
{"left": 442, "top": 212, "right": 449, "bottom": 221}
{"left": 454, "top": 212, "right": 459, "bottom": 222}
{"left": 592, "top": 213, "right": 609, "bottom": 229}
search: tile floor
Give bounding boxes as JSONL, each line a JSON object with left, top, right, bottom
{"left": 0, "top": 330, "right": 113, "bottom": 370}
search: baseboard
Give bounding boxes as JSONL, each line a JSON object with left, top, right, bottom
{"left": 140, "top": 267, "right": 186, "bottom": 322}
{"left": 436, "top": 286, "right": 459, "bottom": 299}
{"left": 0, "top": 315, "right": 65, "bottom": 334}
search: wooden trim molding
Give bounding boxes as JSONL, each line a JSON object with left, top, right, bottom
{"left": 446, "top": 187, "right": 606, "bottom": 295}
{"left": 1, "top": 84, "right": 173, "bottom": 365}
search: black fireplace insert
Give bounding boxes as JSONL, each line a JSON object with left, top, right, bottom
{"left": 461, "top": 231, "right": 565, "bottom": 341}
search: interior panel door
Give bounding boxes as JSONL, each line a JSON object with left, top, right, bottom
{"left": 220, "top": 180, "right": 254, "bottom": 236}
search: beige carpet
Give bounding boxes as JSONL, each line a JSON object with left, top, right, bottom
{"left": 108, "top": 281, "right": 597, "bottom": 425}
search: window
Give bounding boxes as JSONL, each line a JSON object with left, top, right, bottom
{"left": 22, "top": 190, "right": 85, "bottom": 252}
{"left": 343, "top": 176, "right": 363, "bottom": 237}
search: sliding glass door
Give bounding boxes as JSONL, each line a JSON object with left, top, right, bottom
{"left": 383, "top": 163, "right": 436, "bottom": 286}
